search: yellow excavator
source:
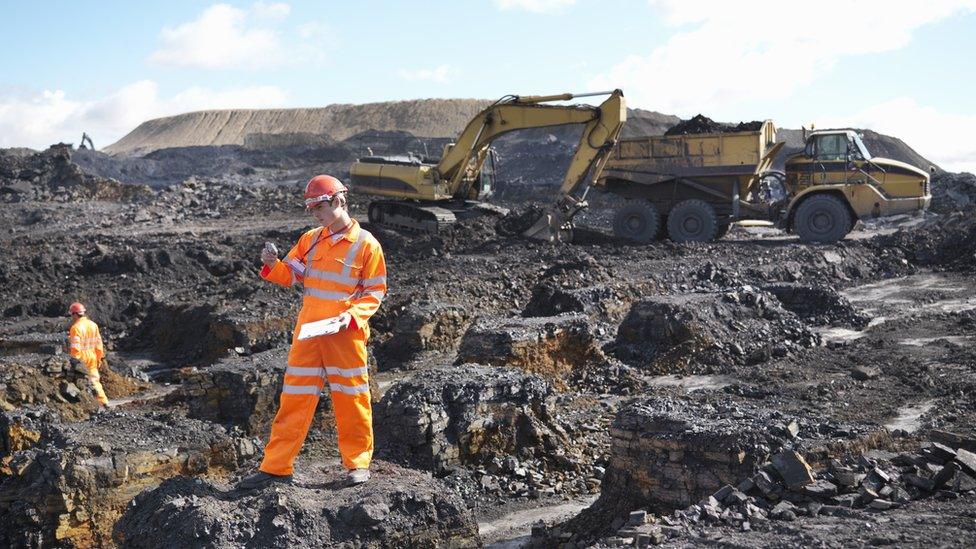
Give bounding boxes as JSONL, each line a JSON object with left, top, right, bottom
{"left": 348, "top": 90, "right": 626, "bottom": 241}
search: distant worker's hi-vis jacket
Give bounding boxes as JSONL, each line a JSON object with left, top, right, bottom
{"left": 258, "top": 219, "right": 387, "bottom": 474}
{"left": 68, "top": 316, "right": 109, "bottom": 406}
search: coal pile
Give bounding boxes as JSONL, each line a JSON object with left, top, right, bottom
{"left": 930, "top": 171, "right": 976, "bottom": 214}
{"left": 546, "top": 394, "right": 891, "bottom": 545}
{"left": 664, "top": 114, "right": 764, "bottom": 136}
{"left": 374, "top": 364, "right": 607, "bottom": 502}
{"left": 763, "top": 282, "right": 872, "bottom": 329}
{"left": 877, "top": 209, "right": 976, "bottom": 272}
{"left": 611, "top": 286, "right": 820, "bottom": 373}
{"left": 579, "top": 438, "right": 976, "bottom": 547}
{"left": 0, "top": 146, "right": 151, "bottom": 203}
{"left": 113, "top": 461, "right": 480, "bottom": 548}
{"left": 372, "top": 300, "right": 472, "bottom": 368}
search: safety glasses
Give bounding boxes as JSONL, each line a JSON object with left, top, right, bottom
{"left": 305, "top": 195, "right": 335, "bottom": 210}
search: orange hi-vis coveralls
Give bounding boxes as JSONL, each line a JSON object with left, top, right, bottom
{"left": 259, "top": 219, "right": 387, "bottom": 475}
{"left": 68, "top": 316, "right": 109, "bottom": 406}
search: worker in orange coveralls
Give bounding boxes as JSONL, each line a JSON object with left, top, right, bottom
{"left": 239, "top": 174, "right": 387, "bottom": 490}
{"left": 66, "top": 302, "right": 109, "bottom": 408}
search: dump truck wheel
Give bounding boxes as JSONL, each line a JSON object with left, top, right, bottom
{"left": 612, "top": 200, "right": 661, "bottom": 242}
{"left": 793, "top": 194, "right": 852, "bottom": 243}
{"left": 667, "top": 199, "right": 718, "bottom": 242}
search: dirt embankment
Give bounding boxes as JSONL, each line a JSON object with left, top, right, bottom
{"left": 103, "top": 100, "right": 495, "bottom": 156}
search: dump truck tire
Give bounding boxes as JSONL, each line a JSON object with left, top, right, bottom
{"left": 612, "top": 200, "right": 661, "bottom": 243}
{"left": 667, "top": 199, "right": 718, "bottom": 242}
{"left": 793, "top": 194, "right": 852, "bottom": 243}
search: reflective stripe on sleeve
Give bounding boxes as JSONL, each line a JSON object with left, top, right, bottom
{"left": 329, "top": 382, "right": 370, "bottom": 395}
{"left": 284, "top": 258, "right": 306, "bottom": 276}
{"left": 361, "top": 275, "right": 386, "bottom": 287}
{"left": 282, "top": 384, "right": 321, "bottom": 395}
{"left": 325, "top": 366, "right": 368, "bottom": 378}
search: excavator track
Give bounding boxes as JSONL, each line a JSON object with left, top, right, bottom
{"left": 366, "top": 200, "right": 509, "bottom": 235}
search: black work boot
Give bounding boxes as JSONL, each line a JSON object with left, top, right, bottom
{"left": 237, "top": 471, "right": 293, "bottom": 491}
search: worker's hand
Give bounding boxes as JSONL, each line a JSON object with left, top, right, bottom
{"left": 261, "top": 242, "right": 278, "bottom": 267}
{"left": 338, "top": 312, "right": 352, "bottom": 331}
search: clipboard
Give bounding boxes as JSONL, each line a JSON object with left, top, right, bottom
{"left": 297, "top": 316, "right": 344, "bottom": 340}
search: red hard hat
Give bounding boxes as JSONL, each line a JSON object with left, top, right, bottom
{"left": 304, "top": 175, "right": 347, "bottom": 209}
{"left": 68, "top": 302, "right": 86, "bottom": 315}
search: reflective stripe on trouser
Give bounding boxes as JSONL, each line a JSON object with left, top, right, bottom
{"left": 80, "top": 354, "right": 108, "bottom": 405}
{"left": 260, "top": 327, "right": 372, "bottom": 475}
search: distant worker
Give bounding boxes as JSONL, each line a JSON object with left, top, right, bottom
{"left": 239, "top": 174, "right": 387, "bottom": 490}
{"left": 66, "top": 302, "right": 109, "bottom": 408}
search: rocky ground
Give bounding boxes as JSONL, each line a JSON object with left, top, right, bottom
{"left": 0, "top": 140, "right": 975, "bottom": 547}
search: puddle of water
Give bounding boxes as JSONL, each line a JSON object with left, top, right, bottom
{"left": 480, "top": 496, "right": 596, "bottom": 548}
{"left": 842, "top": 274, "right": 969, "bottom": 312}
{"left": 815, "top": 317, "right": 886, "bottom": 344}
{"left": 647, "top": 374, "right": 734, "bottom": 391}
{"left": 885, "top": 400, "right": 937, "bottom": 433}
{"left": 899, "top": 336, "right": 974, "bottom": 347}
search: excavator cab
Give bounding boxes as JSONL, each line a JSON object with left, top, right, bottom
{"left": 476, "top": 149, "right": 497, "bottom": 199}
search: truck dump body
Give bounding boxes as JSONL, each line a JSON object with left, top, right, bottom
{"left": 602, "top": 120, "right": 777, "bottom": 184}
{"left": 597, "top": 121, "right": 780, "bottom": 229}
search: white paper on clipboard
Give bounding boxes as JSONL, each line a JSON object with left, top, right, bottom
{"left": 297, "top": 316, "right": 343, "bottom": 340}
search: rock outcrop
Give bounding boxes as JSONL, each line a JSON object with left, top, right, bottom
{"left": 113, "top": 461, "right": 480, "bottom": 548}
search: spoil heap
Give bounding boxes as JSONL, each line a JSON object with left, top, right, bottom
{"left": 113, "top": 462, "right": 480, "bottom": 548}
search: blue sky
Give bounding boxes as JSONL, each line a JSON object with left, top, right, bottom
{"left": 2, "top": 0, "right": 975, "bottom": 171}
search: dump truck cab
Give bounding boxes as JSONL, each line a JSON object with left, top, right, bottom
{"left": 783, "top": 129, "right": 931, "bottom": 242}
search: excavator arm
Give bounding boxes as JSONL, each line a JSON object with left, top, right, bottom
{"left": 435, "top": 90, "right": 626, "bottom": 240}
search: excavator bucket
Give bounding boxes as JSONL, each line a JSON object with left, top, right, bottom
{"left": 520, "top": 197, "right": 586, "bottom": 242}
{"left": 521, "top": 209, "right": 565, "bottom": 242}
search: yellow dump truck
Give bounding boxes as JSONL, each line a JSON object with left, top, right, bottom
{"left": 597, "top": 121, "right": 931, "bottom": 243}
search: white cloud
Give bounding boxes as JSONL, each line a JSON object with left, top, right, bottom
{"left": 397, "top": 65, "right": 453, "bottom": 84}
{"left": 821, "top": 98, "right": 976, "bottom": 173}
{"left": 0, "top": 82, "right": 287, "bottom": 150}
{"left": 590, "top": 0, "right": 976, "bottom": 114}
{"left": 149, "top": 2, "right": 321, "bottom": 69}
{"left": 493, "top": 0, "right": 576, "bottom": 13}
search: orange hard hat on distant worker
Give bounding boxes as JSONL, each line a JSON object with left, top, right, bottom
{"left": 304, "top": 175, "right": 347, "bottom": 209}
{"left": 68, "top": 302, "right": 86, "bottom": 315}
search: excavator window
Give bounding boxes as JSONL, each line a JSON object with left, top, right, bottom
{"left": 478, "top": 149, "right": 497, "bottom": 196}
